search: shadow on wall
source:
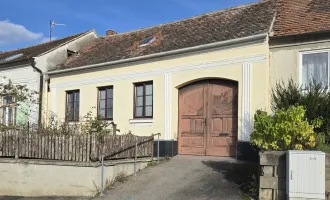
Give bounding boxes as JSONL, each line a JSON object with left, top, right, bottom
{"left": 237, "top": 115, "right": 259, "bottom": 162}
{"left": 202, "top": 160, "right": 259, "bottom": 198}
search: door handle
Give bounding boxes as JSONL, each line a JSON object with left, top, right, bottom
{"left": 219, "top": 133, "right": 229, "bottom": 137}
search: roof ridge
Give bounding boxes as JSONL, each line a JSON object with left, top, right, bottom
{"left": 103, "top": 0, "right": 272, "bottom": 38}
{"left": 2, "top": 29, "right": 93, "bottom": 54}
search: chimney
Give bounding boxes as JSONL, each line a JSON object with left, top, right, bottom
{"left": 106, "top": 30, "right": 117, "bottom": 36}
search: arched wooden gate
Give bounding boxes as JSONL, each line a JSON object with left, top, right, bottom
{"left": 178, "top": 79, "right": 238, "bottom": 157}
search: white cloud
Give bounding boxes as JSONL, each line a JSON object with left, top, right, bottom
{"left": 39, "top": 36, "right": 57, "bottom": 43}
{"left": 0, "top": 20, "right": 43, "bottom": 45}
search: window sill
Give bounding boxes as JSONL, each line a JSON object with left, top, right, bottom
{"left": 129, "top": 119, "right": 154, "bottom": 126}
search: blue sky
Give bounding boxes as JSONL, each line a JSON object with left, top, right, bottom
{"left": 0, "top": 0, "right": 255, "bottom": 51}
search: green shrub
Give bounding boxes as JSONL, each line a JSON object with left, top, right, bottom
{"left": 250, "top": 106, "right": 320, "bottom": 151}
{"left": 272, "top": 79, "right": 330, "bottom": 140}
{"left": 316, "top": 133, "right": 330, "bottom": 153}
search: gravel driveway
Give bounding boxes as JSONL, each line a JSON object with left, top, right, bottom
{"left": 96, "top": 155, "right": 257, "bottom": 200}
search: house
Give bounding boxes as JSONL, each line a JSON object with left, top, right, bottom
{"left": 0, "top": 30, "right": 97, "bottom": 125}
{"left": 45, "top": 0, "right": 276, "bottom": 158}
{"left": 269, "top": 0, "right": 330, "bottom": 92}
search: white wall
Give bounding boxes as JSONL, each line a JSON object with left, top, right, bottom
{"left": 0, "top": 65, "right": 40, "bottom": 124}
{"left": 0, "top": 158, "right": 151, "bottom": 197}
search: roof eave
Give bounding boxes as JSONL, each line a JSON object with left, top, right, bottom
{"left": 0, "top": 59, "right": 31, "bottom": 69}
{"left": 46, "top": 33, "right": 268, "bottom": 76}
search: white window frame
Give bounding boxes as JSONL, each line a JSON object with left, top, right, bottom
{"left": 1, "top": 96, "right": 16, "bottom": 126}
{"left": 299, "top": 49, "right": 330, "bottom": 88}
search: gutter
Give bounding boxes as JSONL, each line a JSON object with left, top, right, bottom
{"left": 46, "top": 33, "right": 268, "bottom": 75}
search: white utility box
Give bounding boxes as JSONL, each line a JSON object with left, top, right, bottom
{"left": 287, "top": 150, "right": 325, "bottom": 200}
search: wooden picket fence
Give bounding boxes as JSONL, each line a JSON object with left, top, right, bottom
{"left": 0, "top": 129, "right": 154, "bottom": 162}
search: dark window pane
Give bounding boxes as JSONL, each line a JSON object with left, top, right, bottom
{"left": 107, "top": 98, "right": 113, "bottom": 109}
{"left": 67, "top": 104, "right": 73, "bottom": 120}
{"left": 134, "top": 82, "right": 153, "bottom": 118}
{"left": 136, "top": 86, "right": 143, "bottom": 96}
{"left": 8, "top": 107, "right": 12, "bottom": 123}
{"left": 136, "top": 96, "right": 143, "bottom": 106}
{"left": 107, "top": 108, "right": 113, "bottom": 119}
{"left": 145, "top": 95, "right": 152, "bottom": 106}
{"left": 146, "top": 84, "right": 153, "bottom": 95}
{"left": 107, "top": 88, "right": 113, "bottom": 98}
{"left": 145, "top": 106, "right": 152, "bottom": 117}
{"left": 99, "top": 90, "right": 106, "bottom": 99}
{"left": 135, "top": 107, "right": 143, "bottom": 117}
{"left": 99, "top": 109, "right": 105, "bottom": 118}
{"left": 99, "top": 99, "right": 106, "bottom": 109}
{"left": 67, "top": 93, "right": 73, "bottom": 103}
{"left": 66, "top": 91, "right": 80, "bottom": 121}
{"left": 74, "top": 92, "right": 80, "bottom": 101}
{"left": 74, "top": 110, "right": 79, "bottom": 121}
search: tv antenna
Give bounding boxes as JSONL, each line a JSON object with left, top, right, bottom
{"left": 49, "top": 20, "right": 66, "bottom": 41}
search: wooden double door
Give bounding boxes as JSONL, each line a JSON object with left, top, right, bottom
{"left": 178, "top": 79, "right": 238, "bottom": 157}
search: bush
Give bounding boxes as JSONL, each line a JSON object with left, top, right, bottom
{"left": 250, "top": 106, "right": 320, "bottom": 151}
{"left": 272, "top": 79, "right": 330, "bottom": 140}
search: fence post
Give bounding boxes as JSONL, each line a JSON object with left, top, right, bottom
{"left": 134, "top": 136, "right": 137, "bottom": 176}
{"left": 15, "top": 130, "right": 19, "bottom": 159}
{"left": 151, "top": 134, "right": 154, "bottom": 161}
{"left": 90, "top": 131, "right": 98, "bottom": 162}
{"left": 157, "top": 134, "right": 160, "bottom": 164}
{"left": 113, "top": 123, "right": 117, "bottom": 136}
{"left": 100, "top": 154, "right": 104, "bottom": 196}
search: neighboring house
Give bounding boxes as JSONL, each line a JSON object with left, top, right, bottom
{"left": 45, "top": 0, "right": 276, "bottom": 158}
{"left": 269, "top": 0, "right": 330, "bottom": 93}
{"left": 0, "top": 30, "right": 97, "bottom": 125}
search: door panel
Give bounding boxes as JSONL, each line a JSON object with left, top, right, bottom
{"left": 178, "top": 79, "right": 238, "bottom": 157}
{"left": 206, "top": 81, "right": 238, "bottom": 157}
{"left": 178, "top": 82, "right": 207, "bottom": 155}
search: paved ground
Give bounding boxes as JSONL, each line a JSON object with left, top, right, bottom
{"left": 0, "top": 155, "right": 257, "bottom": 200}
{"left": 96, "top": 155, "right": 257, "bottom": 200}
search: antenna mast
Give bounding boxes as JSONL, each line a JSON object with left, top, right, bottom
{"left": 49, "top": 20, "right": 66, "bottom": 41}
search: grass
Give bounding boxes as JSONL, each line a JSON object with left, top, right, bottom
{"left": 239, "top": 175, "right": 258, "bottom": 200}
{"left": 147, "top": 161, "right": 157, "bottom": 167}
{"left": 92, "top": 172, "right": 128, "bottom": 197}
{"left": 114, "top": 172, "right": 128, "bottom": 183}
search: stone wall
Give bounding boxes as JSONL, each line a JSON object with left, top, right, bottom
{"left": 259, "top": 151, "right": 330, "bottom": 200}
{"left": 0, "top": 158, "right": 152, "bottom": 197}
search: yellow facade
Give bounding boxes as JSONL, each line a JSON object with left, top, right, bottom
{"left": 46, "top": 39, "right": 270, "bottom": 141}
{"left": 270, "top": 40, "right": 330, "bottom": 89}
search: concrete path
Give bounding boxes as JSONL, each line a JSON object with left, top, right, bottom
{"left": 96, "top": 155, "right": 257, "bottom": 200}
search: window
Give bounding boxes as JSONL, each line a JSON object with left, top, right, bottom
{"left": 66, "top": 90, "right": 79, "bottom": 121}
{"left": 139, "top": 37, "right": 156, "bottom": 47}
{"left": 134, "top": 81, "right": 153, "bottom": 118}
{"left": 1, "top": 96, "right": 16, "bottom": 125}
{"left": 67, "top": 49, "right": 75, "bottom": 58}
{"left": 302, "top": 51, "right": 329, "bottom": 88}
{"left": 98, "top": 87, "right": 113, "bottom": 120}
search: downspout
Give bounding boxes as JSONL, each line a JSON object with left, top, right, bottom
{"left": 31, "top": 60, "right": 43, "bottom": 125}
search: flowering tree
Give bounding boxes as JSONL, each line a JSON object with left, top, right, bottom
{"left": 0, "top": 77, "right": 39, "bottom": 126}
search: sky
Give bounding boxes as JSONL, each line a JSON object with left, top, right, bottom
{"left": 0, "top": 0, "right": 256, "bottom": 52}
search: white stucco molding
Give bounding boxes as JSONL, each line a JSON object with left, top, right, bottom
{"left": 129, "top": 119, "right": 154, "bottom": 126}
{"left": 241, "top": 62, "right": 252, "bottom": 141}
{"left": 50, "top": 54, "right": 267, "bottom": 89}
{"left": 164, "top": 73, "right": 172, "bottom": 140}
